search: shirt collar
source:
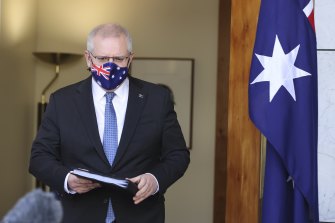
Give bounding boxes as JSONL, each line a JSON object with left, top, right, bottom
{"left": 92, "top": 77, "right": 129, "bottom": 102}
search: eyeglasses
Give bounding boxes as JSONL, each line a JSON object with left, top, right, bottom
{"left": 89, "top": 51, "right": 131, "bottom": 64}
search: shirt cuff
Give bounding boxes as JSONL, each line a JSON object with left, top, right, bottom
{"left": 145, "top": 173, "right": 159, "bottom": 195}
{"left": 64, "top": 172, "right": 76, "bottom": 194}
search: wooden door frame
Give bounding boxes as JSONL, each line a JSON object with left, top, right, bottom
{"left": 213, "top": 0, "right": 261, "bottom": 222}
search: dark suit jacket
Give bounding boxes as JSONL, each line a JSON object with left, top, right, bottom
{"left": 29, "top": 76, "right": 190, "bottom": 223}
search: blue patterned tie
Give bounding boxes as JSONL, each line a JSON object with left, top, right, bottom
{"left": 103, "top": 92, "right": 118, "bottom": 223}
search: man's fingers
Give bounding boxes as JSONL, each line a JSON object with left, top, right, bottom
{"left": 76, "top": 183, "right": 100, "bottom": 194}
{"left": 134, "top": 196, "right": 146, "bottom": 204}
{"left": 128, "top": 176, "right": 141, "bottom": 184}
{"left": 129, "top": 174, "right": 158, "bottom": 204}
{"left": 137, "top": 176, "right": 147, "bottom": 189}
{"left": 68, "top": 174, "right": 100, "bottom": 193}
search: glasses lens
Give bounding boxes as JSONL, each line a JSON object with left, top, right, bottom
{"left": 96, "top": 57, "right": 110, "bottom": 64}
{"left": 90, "top": 52, "right": 130, "bottom": 65}
{"left": 113, "top": 57, "right": 127, "bottom": 63}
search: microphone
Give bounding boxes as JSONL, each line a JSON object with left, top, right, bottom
{"left": 1, "top": 189, "right": 63, "bottom": 223}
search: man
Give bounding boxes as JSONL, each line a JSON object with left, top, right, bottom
{"left": 29, "top": 23, "right": 190, "bottom": 223}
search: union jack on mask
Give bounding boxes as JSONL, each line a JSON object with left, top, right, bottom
{"left": 91, "top": 62, "right": 128, "bottom": 90}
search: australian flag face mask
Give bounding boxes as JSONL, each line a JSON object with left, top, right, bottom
{"left": 90, "top": 61, "right": 128, "bottom": 91}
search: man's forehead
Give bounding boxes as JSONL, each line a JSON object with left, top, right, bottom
{"left": 92, "top": 35, "right": 128, "bottom": 54}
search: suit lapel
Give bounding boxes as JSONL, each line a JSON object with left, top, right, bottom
{"left": 74, "top": 77, "right": 110, "bottom": 166}
{"left": 113, "top": 78, "right": 146, "bottom": 168}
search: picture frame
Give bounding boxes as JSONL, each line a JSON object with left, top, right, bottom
{"left": 130, "top": 57, "right": 194, "bottom": 149}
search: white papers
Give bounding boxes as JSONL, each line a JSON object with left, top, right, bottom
{"left": 72, "top": 169, "right": 128, "bottom": 188}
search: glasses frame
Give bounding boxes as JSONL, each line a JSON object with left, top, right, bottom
{"left": 89, "top": 51, "right": 132, "bottom": 65}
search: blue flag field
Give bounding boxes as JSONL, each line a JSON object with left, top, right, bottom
{"left": 248, "top": 0, "right": 319, "bottom": 222}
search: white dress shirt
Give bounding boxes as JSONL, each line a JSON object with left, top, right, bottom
{"left": 92, "top": 77, "right": 129, "bottom": 143}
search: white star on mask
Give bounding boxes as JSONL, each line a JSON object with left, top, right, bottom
{"left": 250, "top": 35, "right": 312, "bottom": 102}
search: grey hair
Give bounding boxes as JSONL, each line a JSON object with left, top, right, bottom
{"left": 87, "top": 23, "right": 133, "bottom": 53}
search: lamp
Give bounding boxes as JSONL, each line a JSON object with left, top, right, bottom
{"left": 33, "top": 52, "right": 82, "bottom": 190}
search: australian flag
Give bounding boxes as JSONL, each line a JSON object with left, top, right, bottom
{"left": 248, "top": 0, "right": 318, "bottom": 222}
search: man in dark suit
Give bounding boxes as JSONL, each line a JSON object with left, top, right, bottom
{"left": 29, "top": 23, "right": 190, "bottom": 223}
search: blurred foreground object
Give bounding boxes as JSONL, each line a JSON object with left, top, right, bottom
{"left": 1, "top": 189, "right": 63, "bottom": 223}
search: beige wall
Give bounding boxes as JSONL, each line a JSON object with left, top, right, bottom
{"left": 2, "top": 0, "right": 219, "bottom": 222}
{"left": 0, "top": 0, "right": 37, "bottom": 217}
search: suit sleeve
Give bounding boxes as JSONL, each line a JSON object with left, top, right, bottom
{"left": 149, "top": 89, "right": 190, "bottom": 194}
{"left": 29, "top": 94, "right": 70, "bottom": 193}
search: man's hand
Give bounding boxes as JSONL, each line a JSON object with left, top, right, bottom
{"left": 68, "top": 173, "right": 101, "bottom": 194}
{"left": 129, "top": 174, "right": 158, "bottom": 204}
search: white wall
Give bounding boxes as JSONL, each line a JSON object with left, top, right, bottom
{"left": 0, "top": 0, "right": 37, "bottom": 217}
{"left": 34, "top": 0, "right": 219, "bottom": 222}
{"left": 316, "top": 0, "right": 335, "bottom": 222}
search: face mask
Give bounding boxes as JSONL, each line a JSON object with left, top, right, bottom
{"left": 90, "top": 61, "right": 128, "bottom": 91}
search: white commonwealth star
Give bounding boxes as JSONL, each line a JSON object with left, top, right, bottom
{"left": 250, "top": 35, "right": 312, "bottom": 102}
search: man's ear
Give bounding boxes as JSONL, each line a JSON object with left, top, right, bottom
{"left": 127, "top": 53, "right": 134, "bottom": 68}
{"left": 84, "top": 50, "right": 91, "bottom": 68}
